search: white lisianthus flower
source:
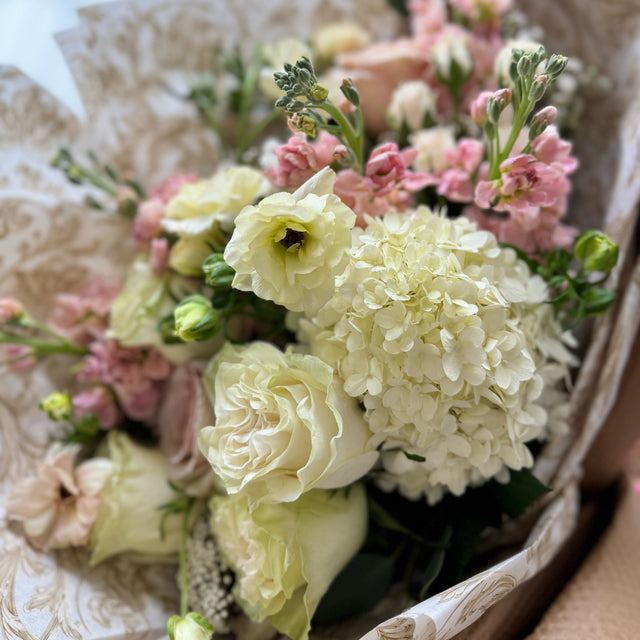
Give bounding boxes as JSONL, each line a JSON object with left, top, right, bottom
{"left": 224, "top": 167, "right": 356, "bottom": 314}
{"left": 210, "top": 486, "right": 367, "bottom": 640}
{"left": 163, "top": 166, "right": 266, "bottom": 275}
{"left": 199, "top": 341, "right": 377, "bottom": 503}
{"left": 88, "top": 431, "right": 184, "bottom": 564}
{"left": 409, "top": 125, "right": 457, "bottom": 174}
{"left": 387, "top": 81, "right": 437, "bottom": 132}
{"left": 296, "top": 208, "right": 577, "bottom": 503}
{"left": 259, "top": 37, "right": 313, "bottom": 101}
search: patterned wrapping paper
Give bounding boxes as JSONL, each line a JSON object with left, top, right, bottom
{"left": 1, "top": 1, "right": 639, "bottom": 639}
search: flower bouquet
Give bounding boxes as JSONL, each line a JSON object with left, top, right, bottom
{"left": 2, "top": 1, "right": 640, "bottom": 639}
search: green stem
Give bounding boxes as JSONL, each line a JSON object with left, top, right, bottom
{"left": 315, "top": 100, "right": 363, "bottom": 170}
{"left": 0, "top": 332, "right": 89, "bottom": 357}
{"left": 179, "top": 507, "right": 190, "bottom": 617}
{"left": 238, "top": 109, "right": 281, "bottom": 159}
{"left": 489, "top": 100, "right": 531, "bottom": 180}
{"left": 78, "top": 167, "right": 118, "bottom": 196}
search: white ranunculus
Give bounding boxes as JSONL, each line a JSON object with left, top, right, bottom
{"left": 88, "top": 431, "right": 184, "bottom": 564}
{"left": 199, "top": 341, "right": 377, "bottom": 503}
{"left": 224, "top": 167, "right": 355, "bottom": 314}
{"left": 210, "top": 485, "right": 367, "bottom": 640}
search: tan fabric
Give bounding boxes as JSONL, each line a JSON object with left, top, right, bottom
{"left": 525, "top": 479, "right": 640, "bottom": 640}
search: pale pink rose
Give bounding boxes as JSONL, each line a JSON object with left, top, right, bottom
{"left": 79, "top": 339, "right": 172, "bottom": 425}
{"left": 149, "top": 237, "right": 170, "bottom": 274}
{"left": 157, "top": 364, "right": 213, "bottom": 484}
{"left": 5, "top": 446, "right": 113, "bottom": 551}
{"left": 409, "top": 0, "right": 447, "bottom": 39}
{"left": 264, "top": 131, "right": 343, "bottom": 190}
{"left": 73, "top": 387, "right": 120, "bottom": 430}
{"left": 336, "top": 38, "right": 428, "bottom": 134}
{"left": 133, "top": 198, "right": 165, "bottom": 247}
{"left": 0, "top": 297, "right": 24, "bottom": 322}
{"left": 150, "top": 172, "right": 198, "bottom": 204}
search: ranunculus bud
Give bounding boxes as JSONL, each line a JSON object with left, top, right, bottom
{"left": 202, "top": 253, "right": 235, "bottom": 291}
{"left": 167, "top": 612, "right": 214, "bottom": 640}
{"left": 39, "top": 391, "right": 72, "bottom": 421}
{"left": 174, "top": 295, "right": 219, "bottom": 342}
{"left": 574, "top": 231, "right": 619, "bottom": 272}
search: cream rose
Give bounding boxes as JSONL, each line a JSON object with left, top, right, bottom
{"left": 199, "top": 341, "right": 377, "bottom": 503}
{"left": 88, "top": 431, "right": 184, "bottom": 564}
{"left": 210, "top": 486, "right": 367, "bottom": 640}
{"left": 224, "top": 167, "right": 355, "bottom": 314}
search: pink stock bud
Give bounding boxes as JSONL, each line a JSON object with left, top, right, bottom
{"left": 0, "top": 297, "right": 24, "bottom": 322}
{"left": 470, "top": 91, "right": 493, "bottom": 126}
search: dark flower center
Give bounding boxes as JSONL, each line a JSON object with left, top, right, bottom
{"left": 59, "top": 485, "right": 73, "bottom": 500}
{"left": 279, "top": 228, "right": 305, "bottom": 249}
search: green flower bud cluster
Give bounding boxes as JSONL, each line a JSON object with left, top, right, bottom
{"left": 274, "top": 57, "right": 326, "bottom": 113}
{"left": 39, "top": 391, "right": 73, "bottom": 422}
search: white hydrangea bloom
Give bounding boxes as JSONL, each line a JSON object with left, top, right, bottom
{"left": 296, "top": 208, "right": 577, "bottom": 503}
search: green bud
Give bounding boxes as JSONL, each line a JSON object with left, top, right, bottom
{"left": 309, "top": 84, "right": 329, "bottom": 102}
{"left": 516, "top": 55, "right": 532, "bottom": 77}
{"left": 528, "top": 75, "right": 548, "bottom": 102}
{"left": 574, "top": 231, "right": 619, "bottom": 272}
{"left": 340, "top": 78, "right": 360, "bottom": 106}
{"left": 174, "top": 295, "right": 219, "bottom": 342}
{"left": 583, "top": 288, "right": 617, "bottom": 315}
{"left": 167, "top": 612, "right": 214, "bottom": 640}
{"left": 40, "top": 391, "right": 72, "bottom": 421}
{"left": 546, "top": 54, "right": 568, "bottom": 79}
{"left": 202, "top": 253, "right": 235, "bottom": 290}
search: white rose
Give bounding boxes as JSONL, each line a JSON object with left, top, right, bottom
{"left": 224, "top": 167, "right": 355, "bottom": 314}
{"left": 88, "top": 431, "right": 184, "bottom": 564}
{"left": 387, "top": 80, "right": 437, "bottom": 132}
{"left": 199, "top": 341, "right": 377, "bottom": 503}
{"left": 409, "top": 125, "right": 457, "bottom": 173}
{"left": 210, "top": 486, "right": 367, "bottom": 640}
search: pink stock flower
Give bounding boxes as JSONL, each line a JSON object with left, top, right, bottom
{"left": 73, "top": 386, "right": 120, "bottom": 430}
{"left": 475, "top": 154, "right": 568, "bottom": 226}
{"left": 157, "top": 364, "right": 213, "bottom": 485}
{"left": 264, "top": 131, "right": 344, "bottom": 190}
{"left": 49, "top": 280, "right": 120, "bottom": 346}
{"left": 531, "top": 125, "right": 579, "bottom": 174}
{"left": 133, "top": 198, "right": 165, "bottom": 247}
{"left": 0, "top": 297, "right": 24, "bottom": 322}
{"left": 334, "top": 143, "right": 430, "bottom": 224}
{"left": 149, "top": 237, "right": 170, "bottom": 274}
{"left": 79, "top": 339, "right": 172, "bottom": 425}
{"left": 150, "top": 172, "right": 198, "bottom": 204}
{"left": 5, "top": 446, "right": 113, "bottom": 551}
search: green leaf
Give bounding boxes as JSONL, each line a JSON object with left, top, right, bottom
{"left": 368, "top": 497, "right": 424, "bottom": 543}
{"left": 489, "top": 468, "right": 551, "bottom": 519}
{"left": 386, "top": 0, "right": 409, "bottom": 16}
{"left": 313, "top": 552, "right": 395, "bottom": 625}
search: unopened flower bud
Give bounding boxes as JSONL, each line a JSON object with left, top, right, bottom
{"left": 528, "top": 75, "right": 548, "bottom": 102}
{"left": 528, "top": 106, "right": 558, "bottom": 140}
{"left": 0, "top": 297, "right": 25, "bottom": 322}
{"left": 174, "top": 295, "right": 219, "bottom": 342}
{"left": 340, "top": 78, "right": 360, "bottom": 107}
{"left": 432, "top": 36, "right": 473, "bottom": 90}
{"left": 116, "top": 186, "right": 139, "bottom": 218}
{"left": 470, "top": 91, "right": 492, "bottom": 126}
{"left": 546, "top": 54, "right": 568, "bottom": 79}
{"left": 167, "top": 612, "right": 214, "bottom": 640}
{"left": 40, "top": 391, "right": 72, "bottom": 422}
{"left": 202, "top": 253, "right": 235, "bottom": 291}
{"left": 486, "top": 88, "right": 512, "bottom": 124}
{"left": 574, "top": 231, "right": 619, "bottom": 272}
